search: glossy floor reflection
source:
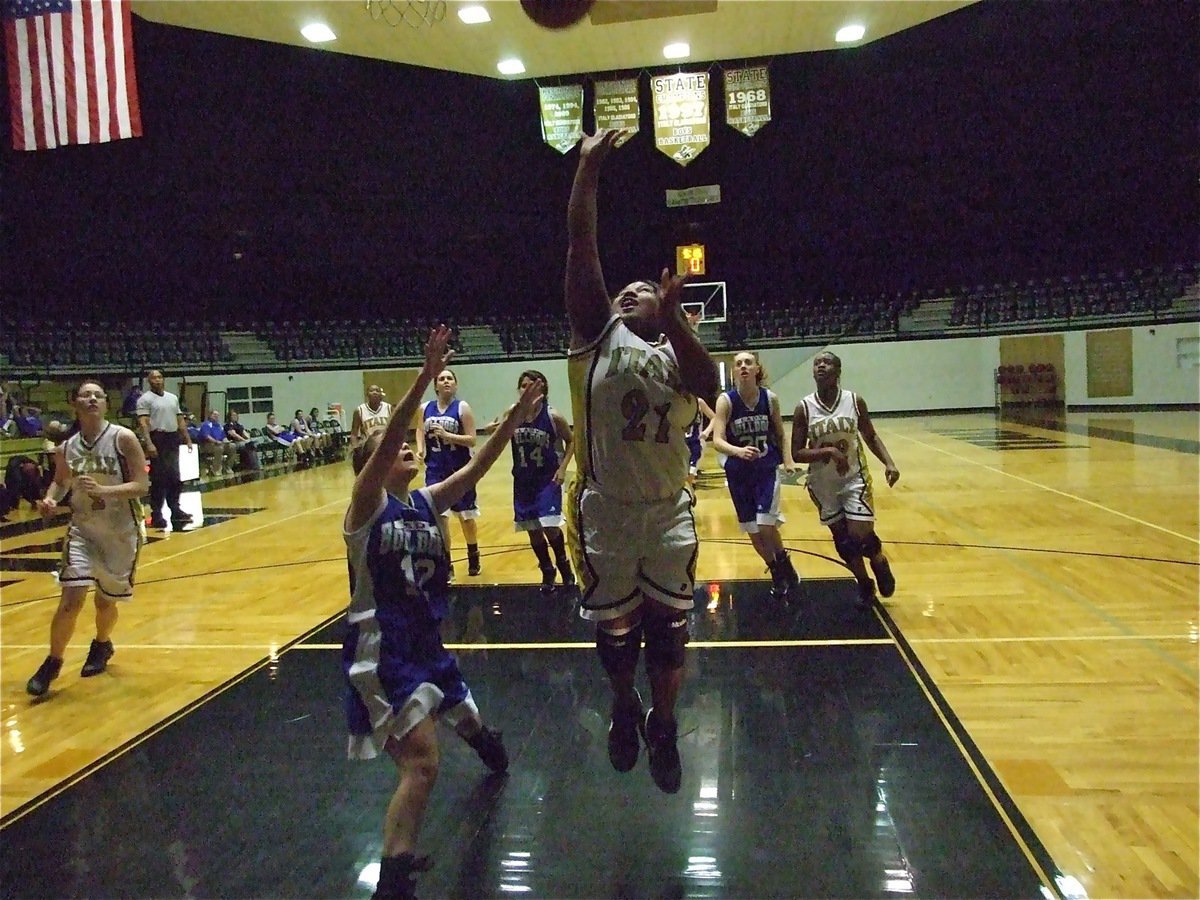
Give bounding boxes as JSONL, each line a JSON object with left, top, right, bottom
{"left": 0, "top": 581, "right": 1053, "bottom": 898}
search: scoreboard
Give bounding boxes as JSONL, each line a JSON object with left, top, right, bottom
{"left": 676, "top": 244, "right": 706, "bottom": 276}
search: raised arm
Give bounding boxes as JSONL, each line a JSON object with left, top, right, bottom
{"left": 658, "top": 269, "right": 720, "bottom": 407}
{"left": 347, "top": 327, "right": 452, "bottom": 531}
{"left": 855, "top": 395, "right": 900, "bottom": 486}
{"left": 566, "top": 129, "right": 625, "bottom": 349}
{"left": 429, "top": 380, "right": 545, "bottom": 514}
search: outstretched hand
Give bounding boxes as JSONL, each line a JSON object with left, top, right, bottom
{"left": 579, "top": 129, "right": 626, "bottom": 166}
{"left": 657, "top": 267, "right": 689, "bottom": 333}
{"left": 511, "top": 377, "right": 546, "bottom": 422}
{"left": 421, "top": 325, "right": 454, "bottom": 377}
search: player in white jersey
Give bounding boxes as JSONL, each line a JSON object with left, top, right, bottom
{"left": 350, "top": 384, "right": 393, "bottom": 449}
{"left": 565, "top": 128, "right": 720, "bottom": 795}
{"left": 26, "top": 380, "right": 149, "bottom": 697}
{"left": 790, "top": 351, "right": 900, "bottom": 608}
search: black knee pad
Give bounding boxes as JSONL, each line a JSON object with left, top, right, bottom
{"left": 859, "top": 532, "right": 882, "bottom": 558}
{"left": 596, "top": 622, "right": 642, "bottom": 680}
{"left": 833, "top": 532, "right": 861, "bottom": 564}
{"left": 643, "top": 611, "right": 689, "bottom": 674}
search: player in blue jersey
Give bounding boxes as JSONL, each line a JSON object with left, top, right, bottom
{"left": 480, "top": 370, "right": 576, "bottom": 593}
{"left": 710, "top": 351, "right": 801, "bottom": 602}
{"left": 415, "top": 368, "right": 481, "bottom": 579}
{"left": 344, "top": 325, "right": 543, "bottom": 900}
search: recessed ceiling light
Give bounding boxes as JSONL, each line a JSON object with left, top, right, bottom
{"left": 663, "top": 42, "right": 690, "bottom": 60}
{"left": 835, "top": 24, "right": 865, "bottom": 43}
{"left": 300, "top": 23, "right": 336, "bottom": 43}
{"left": 458, "top": 5, "right": 490, "bottom": 24}
{"left": 497, "top": 58, "right": 526, "bottom": 76}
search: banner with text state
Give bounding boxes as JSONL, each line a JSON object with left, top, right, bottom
{"left": 538, "top": 84, "right": 584, "bottom": 154}
{"left": 651, "top": 71, "right": 710, "bottom": 166}
{"left": 594, "top": 78, "right": 639, "bottom": 146}
{"left": 724, "top": 66, "right": 771, "bottom": 137}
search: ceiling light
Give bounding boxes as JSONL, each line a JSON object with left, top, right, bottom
{"left": 300, "top": 23, "right": 336, "bottom": 43}
{"left": 497, "top": 58, "right": 526, "bottom": 76}
{"left": 835, "top": 24, "right": 865, "bottom": 43}
{"left": 458, "top": 6, "right": 490, "bottom": 24}
{"left": 663, "top": 42, "right": 690, "bottom": 60}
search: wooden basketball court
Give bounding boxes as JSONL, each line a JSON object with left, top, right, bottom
{"left": 1, "top": 409, "right": 1196, "bottom": 898}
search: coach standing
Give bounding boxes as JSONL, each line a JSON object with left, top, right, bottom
{"left": 136, "top": 370, "right": 193, "bottom": 529}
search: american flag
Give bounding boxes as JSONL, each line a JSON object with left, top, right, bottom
{"left": 3, "top": 0, "right": 141, "bottom": 151}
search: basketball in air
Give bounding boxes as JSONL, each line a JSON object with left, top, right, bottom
{"left": 520, "top": 0, "right": 594, "bottom": 30}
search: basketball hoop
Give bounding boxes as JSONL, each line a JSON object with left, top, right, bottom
{"left": 366, "top": 0, "right": 446, "bottom": 28}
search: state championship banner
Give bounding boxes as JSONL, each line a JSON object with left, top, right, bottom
{"left": 538, "top": 84, "right": 583, "bottom": 154}
{"left": 724, "top": 66, "right": 771, "bottom": 137}
{"left": 651, "top": 71, "right": 710, "bottom": 166}
{"left": 594, "top": 78, "right": 638, "bottom": 146}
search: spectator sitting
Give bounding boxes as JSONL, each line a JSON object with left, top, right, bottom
{"left": 198, "top": 410, "right": 238, "bottom": 476}
{"left": 303, "top": 407, "right": 332, "bottom": 456}
{"left": 184, "top": 412, "right": 202, "bottom": 444}
{"left": 223, "top": 410, "right": 260, "bottom": 471}
{"left": 0, "top": 411, "right": 17, "bottom": 438}
{"left": 289, "top": 409, "right": 320, "bottom": 460}
{"left": 264, "top": 413, "right": 308, "bottom": 463}
{"left": 14, "top": 405, "right": 44, "bottom": 438}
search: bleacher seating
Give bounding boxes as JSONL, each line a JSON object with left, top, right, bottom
{"left": 1, "top": 264, "right": 1194, "bottom": 373}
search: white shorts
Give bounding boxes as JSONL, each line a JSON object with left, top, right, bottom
{"left": 807, "top": 472, "right": 875, "bottom": 527}
{"left": 566, "top": 481, "right": 698, "bottom": 622}
{"left": 346, "top": 685, "right": 479, "bottom": 760}
{"left": 59, "top": 521, "right": 143, "bottom": 598}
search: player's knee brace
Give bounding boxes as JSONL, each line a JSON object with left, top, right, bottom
{"left": 596, "top": 622, "right": 642, "bottom": 680}
{"left": 833, "top": 531, "right": 861, "bottom": 565}
{"left": 859, "top": 532, "right": 883, "bottom": 559}
{"left": 643, "top": 611, "right": 689, "bottom": 674}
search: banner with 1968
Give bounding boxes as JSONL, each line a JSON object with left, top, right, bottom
{"left": 724, "top": 66, "right": 771, "bottom": 137}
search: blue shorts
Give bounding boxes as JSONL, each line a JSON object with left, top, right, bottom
{"left": 424, "top": 469, "right": 480, "bottom": 518}
{"left": 514, "top": 480, "right": 564, "bottom": 531}
{"left": 724, "top": 460, "right": 785, "bottom": 532}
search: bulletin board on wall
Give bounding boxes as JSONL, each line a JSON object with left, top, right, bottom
{"left": 1085, "top": 329, "right": 1134, "bottom": 398}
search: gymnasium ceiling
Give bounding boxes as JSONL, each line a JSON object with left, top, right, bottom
{"left": 130, "top": 0, "right": 976, "bottom": 81}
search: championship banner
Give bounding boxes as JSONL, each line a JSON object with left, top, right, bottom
{"left": 650, "top": 71, "right": 710, "bottom": 166}
{"left": 594, "top": 78, "right": 639, "bottom": 145}
{"left": 724, "top": 66, "right": 771, "bottom": 137}
{"left": 538, "top": 84, "right": 584, "bottom": 154}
